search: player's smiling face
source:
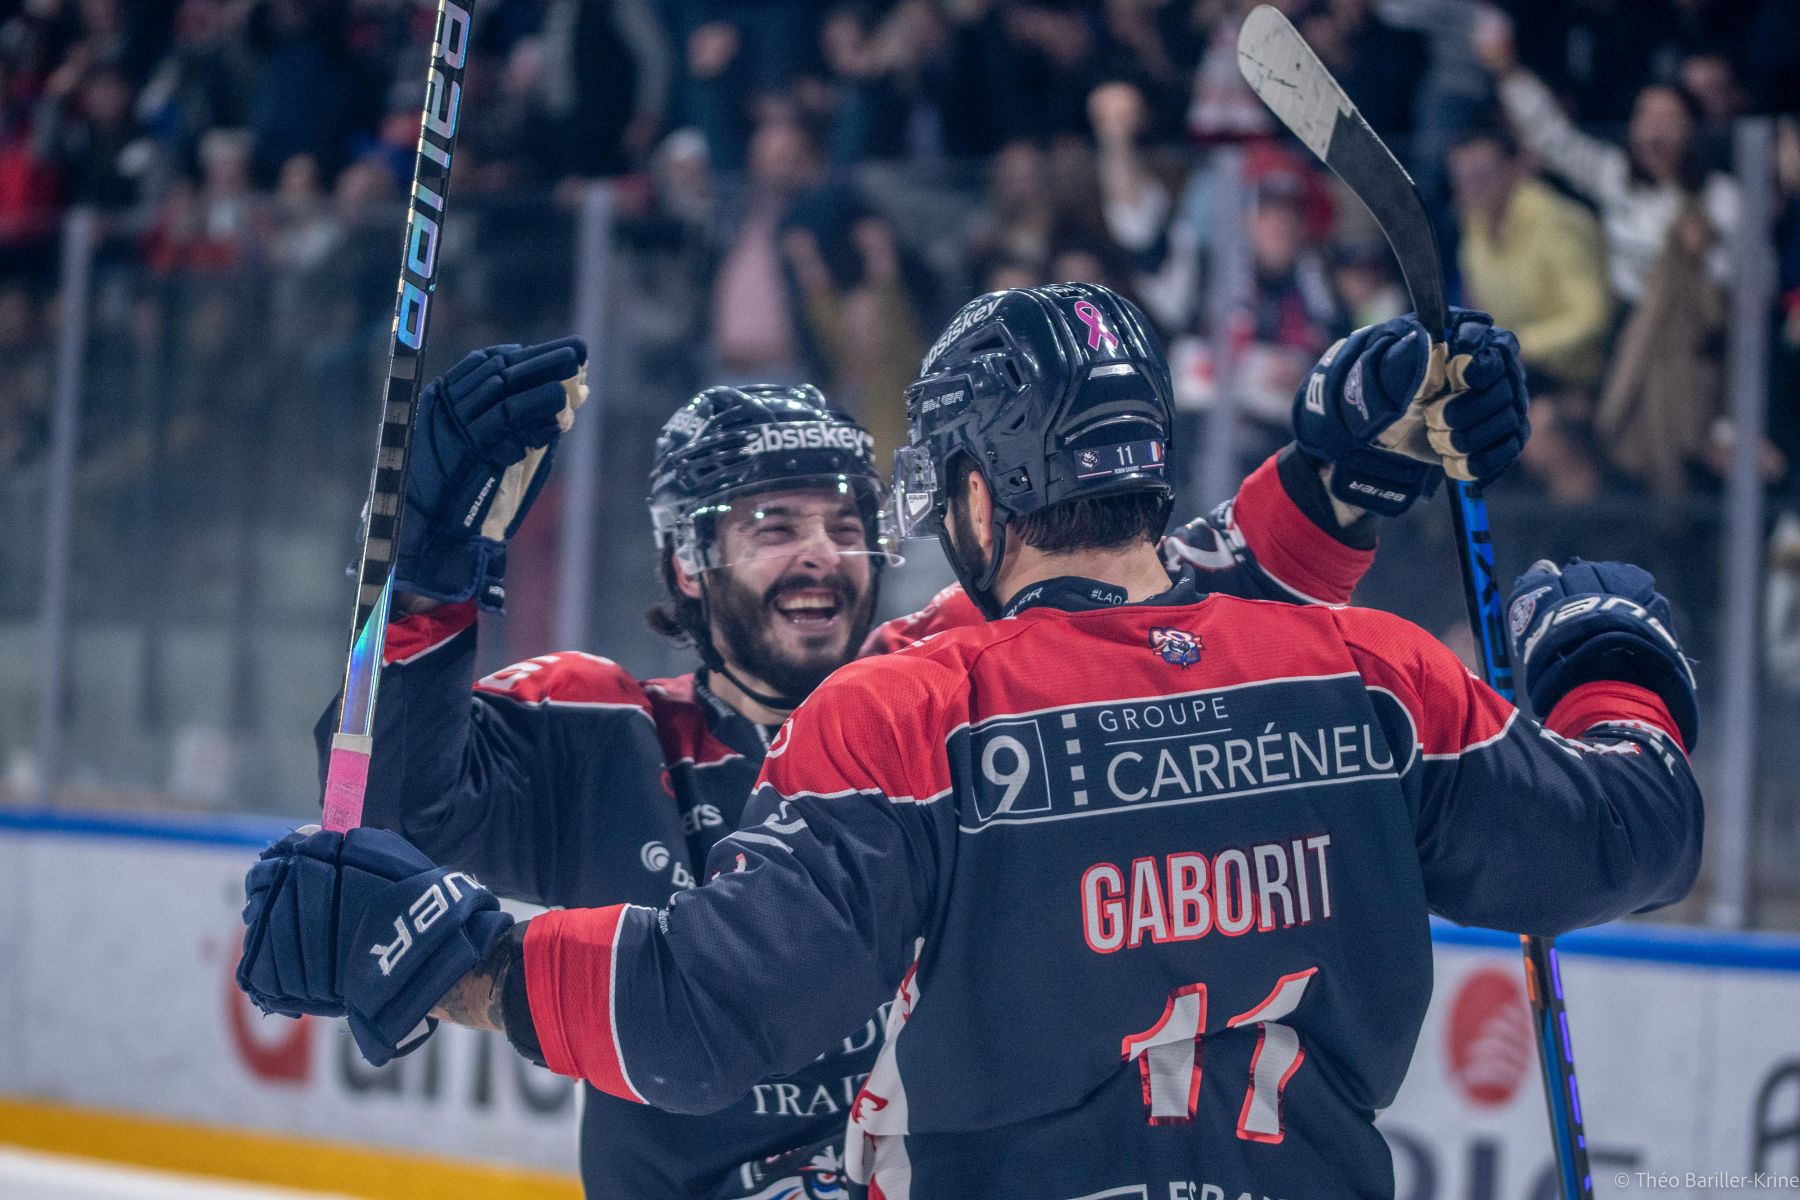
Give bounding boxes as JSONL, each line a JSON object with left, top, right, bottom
{"left": 702, "top": 488, "right": 879, "bottom": 697}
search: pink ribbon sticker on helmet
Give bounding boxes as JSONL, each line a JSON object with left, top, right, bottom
{"left": 1073, "top": 300, "right": 1120, "bottom": 352}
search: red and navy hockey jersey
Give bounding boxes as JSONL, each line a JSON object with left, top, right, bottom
{"left": 322, "top": 450, "right": 1375, "bottom": 1199}
{"left": 517, "top": 575, "right": 1701, "bottom": 1200}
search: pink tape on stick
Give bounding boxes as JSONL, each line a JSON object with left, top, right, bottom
{"left": 322, "top": 735, "right": 373, "bottom": 832}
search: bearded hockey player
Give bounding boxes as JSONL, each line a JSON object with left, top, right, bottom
{"left": 241, "top": 285, "right": 1659, "bottom": 1200}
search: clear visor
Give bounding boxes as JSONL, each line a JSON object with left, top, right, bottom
{"left": 889, "top": 443, "right": 943, "bottom": 540}
{"left": 682, "top": 475, "right": 902, "bottom": 573}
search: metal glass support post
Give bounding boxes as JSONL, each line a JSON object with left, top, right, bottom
{"left": 1709, "top": 117, "right": 1776, "bottom": 929}
{"left": 554, "top": 182, "right": 614, "bottom": 651}
{"left": 36, "top": 207, "right": 96, "bottom": 809}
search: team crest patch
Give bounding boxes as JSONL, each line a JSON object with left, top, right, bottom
{"left": 1149, "top": 627, "right": 1202, "bottom": 668}
{"left": 1509, "top": 586, "right": 1552, "bottom": 640}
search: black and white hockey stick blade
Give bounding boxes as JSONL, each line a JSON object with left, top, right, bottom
{"left": 1236, "top": 5, "right": 1447, "bottom": 332}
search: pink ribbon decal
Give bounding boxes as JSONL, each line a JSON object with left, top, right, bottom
{"left": 1073, "top": 300, "right": 1120, "bottom": 352}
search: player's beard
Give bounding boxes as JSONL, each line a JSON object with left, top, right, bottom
{"left": 709, "top": 565, "right": 877, "bottom": 700}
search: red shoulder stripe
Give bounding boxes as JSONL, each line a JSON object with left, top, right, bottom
{"left": 475, "top": 652, "right": 651, "bottom": 712}
{"left": 1546, "top": 681, "right": 1687, "bottom": 754}
{"left": 524, "top": 906, "right": 647, "bottom": 1102}
{"left": 385, "top": 601, "right": 477, "bottom": 665}
{"left": 860, "top": 584, "right": 982, "bottom": 657}
{"left": 1333, "top": 608, "right": 1513, "bottom": 757}
{"left": 761, "top": 659, "right": 956, "bottom": 803}
{"left": 1233, "top": 454, "right": 1372, "bottom": 604}
{"left": 645, "top": 676, "right": 742, "bottom": 768}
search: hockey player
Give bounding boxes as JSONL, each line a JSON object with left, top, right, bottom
{"left": 253, "top": 293, "right": 1576, "bottom": 1200}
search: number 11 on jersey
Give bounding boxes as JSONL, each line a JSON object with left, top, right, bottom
{"left": 1121, "top": 967, "right": 1318, "bottom": 1140}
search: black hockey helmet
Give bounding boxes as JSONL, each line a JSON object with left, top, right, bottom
{"left": 647, "top": 384, "right": 898, "bottom": 694}
{"left": 892, "top": 282, "right": 1175, "bottom": 616}
{"left": 649, "top": 383, "right": 896, "bottom": 573}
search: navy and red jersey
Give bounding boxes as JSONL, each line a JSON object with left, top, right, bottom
{"left": 518, "top": 574, "right": 1701, "bottom": 1200}
{"left": 320, "top": 450, "right": 1374, "bottom": 1199}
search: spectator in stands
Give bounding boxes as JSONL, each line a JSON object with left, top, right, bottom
{"left": 534, "top": 0, "right": 669, "bottom": 181}
{"left": 1477, "top": 10, "right": 1744, "bottom": 500}
{"left": 966, "top": 139, "right": 1059, "bottom": 284}
{"left": 1743, "top": 0, "right": 1800, "bottom": 116}
{"left": 782, "top": 214, "right": 923, "bottom": 458}
{"left": 1240, "top": 167, "right": 1342, "bottom": 409}
{"left": 1449, "top": 127, "right": 1611, "bottom": 395}
{"left": 820, "top": 0, "right": 945, "bottom": 162}
{"left": 1329, "top": 239, "right": 1406, "bottom": 328}
{"left": 1089, "top": 0, "right": 1203, "bottom": 142}
{"left": 0, "top": 63, "right": 62, "bottom": 279}
{"left": 245, "top": 0, "right": 373, "bottom": 186}
{"left": 1679, "top": 50, "right": 1750, "bottom": 172}
{"left": 34, "top": 63, "right": 152, "bottom": 209}
{"left": 1185, "top": 0, "right": 1276, "bottom": 144}
{"left": 1476, "top": 13, "right": 1739, "bottom": 309}
{"left": 1183, "top": 165, "right": 1344, "bottom": 472}
{"left": 1771, "top": 117, "right": 1800, "bottom": 500}
{"left": 136, "top": 0, "right": 254, "bottom": 179}
{"left": 0, "top": 283, "right": 50, "bottom": 470}
{"left": 1449, "top": 126, "right": 1610, "bottom": 506}
{"left": 683, "top": 0, "right": 822, "bottom": 170}
{"left": 708, "top": 112, "right": 824, "bottom": 383}
{"left": 938, "top": 0, "right": 1096, "bottom": 155}
{"left": 1296, "top": 0, "right": 1427, "bottom": 136}
{"left": 268, "top": 152, "right": 336, "bottom": 275}
{"left": 1495, "top": 0, "right": 1681, "bottom": 127}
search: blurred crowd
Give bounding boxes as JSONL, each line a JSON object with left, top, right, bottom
{"left": 1, "top": 0, "right": 1798, "bottom": 503}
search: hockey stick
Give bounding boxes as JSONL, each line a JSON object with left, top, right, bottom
{"left": 1236, "top": 9, "right": 1591, "bottom": 1199}
{"left": 321, "top": 0, "right": 475, "bottom": 834}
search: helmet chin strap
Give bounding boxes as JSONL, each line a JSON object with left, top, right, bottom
{"left": 711, "top": 663, "right": 810, "bottom": 714}
{"left": 940, "top": 507, "right": 1012, "bottom": 622}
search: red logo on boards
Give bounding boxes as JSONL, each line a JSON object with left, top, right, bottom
{"left": 1445, "top": 967, "right": 1531, "bottom": 1108}
{"left": 223, "top": 934, "right": 314, "bottom": 1084}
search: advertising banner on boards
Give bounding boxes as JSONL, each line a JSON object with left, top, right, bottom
{"left": 2, "top": 815, "right": 1798, "bottom": 1196}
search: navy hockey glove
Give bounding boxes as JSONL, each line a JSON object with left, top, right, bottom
{"left": 395, "top": 337, "right": 588, "bottom": 610}
{"left": 1507, "top": 559, "right": 1699, "bottom": 749}
{"left": 237, "top": 827, "right": 513, "bottom": 1067}
{"left": 1294, "top": 308, "right": 1529, "bottom": 516}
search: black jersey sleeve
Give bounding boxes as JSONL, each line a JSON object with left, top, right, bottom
{"left": 313, "top": 602, "right": 688, "bottom": 908}
{"left": 517, "top": 653, "right": 953, "bottom": 1114}
{"left": 1334, "top": 606, "right": 1704, "bottom": 936}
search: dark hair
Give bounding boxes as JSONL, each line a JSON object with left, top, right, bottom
{"left": 948, "top": 454, "right": 1169, "bottom": 554}
{"left": 1628, "top": 82, "right": 1710, "bottom": 194}
{"left": 645, "top": 545, "right": 705, "bottom": 648}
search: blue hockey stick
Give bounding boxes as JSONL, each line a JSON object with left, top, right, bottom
{"left": 1238, "top": 8, "right": 1591, "bottom": 1197}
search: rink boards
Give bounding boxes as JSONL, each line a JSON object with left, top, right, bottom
{"left": 1, "top": 810, "right": 1797, "bottom": 1200}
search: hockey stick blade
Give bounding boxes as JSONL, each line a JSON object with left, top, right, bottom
{"left": 1237, "top": 8, "right": 1589, "bottom": 1199}
{"left": 323, "top": 0, "right": 476, "bottom": 834}
{"left": 1236, "top": 5, "right": 1446, "bottom": 332}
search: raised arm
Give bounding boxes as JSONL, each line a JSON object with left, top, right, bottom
{"left": 313, "top": 340, "right": 684, "bottom": 907}
{"left": 1474, "top": 19, "right": 1626, "bottom": 205}
{"left": 250, "top": 655, "right": 948, "bottom": 1098}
